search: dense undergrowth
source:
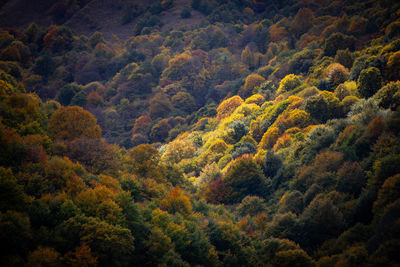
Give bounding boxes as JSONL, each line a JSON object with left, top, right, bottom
{"left": 1, "top": 0, "right": 400, "bottom": 266}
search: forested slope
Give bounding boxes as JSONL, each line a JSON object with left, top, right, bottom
{"left": 1, "top": 0, "right": 400, "bottom": 266}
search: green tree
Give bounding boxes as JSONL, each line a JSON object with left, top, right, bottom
{"left": 357, "top": 67, "right": 383, "bottom": 98}
{"left": 222, "top": 156, "right": 270, "bottom": 203}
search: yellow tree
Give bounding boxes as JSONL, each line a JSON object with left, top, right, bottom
{"left": 48, "top": 106, "right": 101, "bottom": 141}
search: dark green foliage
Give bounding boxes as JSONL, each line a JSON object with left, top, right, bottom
{"left": 357, "top": 67, "right": 383, "bottom": 98}
{"left": 237, "top": 196, "right": 267, "bottom": 216}
{"left": 222, "top": 156, "right": 270, "bottom": 203}
{"left": 232, "top": 141, "right": 256, "bottom": 159}
{"left": 0, "top": 167, "right": 26, "bottom": 212}
{"left": 305, "top": 92, "right": 341, "bottom": 123}
{"left": 335, "top": 49, "right": 354, "bottom": 69}
{"left": 122, "top": 3, "right": 143, "bottom": 25}
{"left": 181, "top": 8, "right": 192, "bottom": 19}
{"left": 298, "top": 194, "right": 345, "bottom": 248}
{"left": 262, "top": 150, "right": 282, "bottom": 178}
{"left": 33, "top": 53, "right": 55, "bottom": 77}
{"left": 228, "top": 119, "right": 248, "bottom": 143}
{"left": 288, "top": 49, "right": 315, "bottom": 74}
{"left": 0, "top": 210, "right": 31, "bottom": 264}
{"left": 57, "top": 215, "right": 135, "bottom": 266}
{"left": 324, "top": 33, "right": 356, "bottom": 57}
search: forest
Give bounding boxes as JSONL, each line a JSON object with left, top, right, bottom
{"left": 0, "top": 0, "right": 400, "bottom": 266}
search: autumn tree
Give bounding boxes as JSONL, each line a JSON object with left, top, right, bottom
{"left": 48, "top": 106, "right": 101, "bottom": 141}
{"left": 237, "top": 196, "right": 267, "bottom": 217}
{"left": 149, "top": 93, "right": 173, "bottom": 119}
{"left": 290, "top": 8, "right": 314, "bottom": 37}
{"left": 216, "top": 95, "right": 243, "bottom": 120}
{"left": 161, "top": 187, "right": 193, "bottom": 216}
{"left": 242, "top": 74, "right": 265, "bottom": 97}
{"left": 127, "top": 144, "right": 165, "bottom": 182}
{"left": 149, "top": 118, "right": 171, "bottom": 143}
{"left": 63, "top": 243, "right": 98, "bottom": 267}
{"left": 241, "top": 45, "right": 255, "bottom": 69}
{"left": 386, "top": 51, "right": 400, "bottom": 81}
{"left": 171, "top": 91, "right": 197, "bottom": 113}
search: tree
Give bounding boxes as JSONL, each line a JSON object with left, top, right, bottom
{"left": 161, "top": 187, "right": 193, "bottom": 216}
{"left": 272, "top": 249, "right": 314, "bottom": 267}
{"left": 299, "top": 194, "right": 345, "bottom": 248}
{"left": 222, "top": 155, "right": 270, "bottom": 203}
{"left": 149, "top": 119, "right": 171, "bottom": 143}
{"left": 386, "top": 51, "right": 400, "bottom": 81}
{"left": 373, "top": 81, "right": 400, "bottom": 110}
{"left": 171, "top": 91, "right": 197, "bottom": 113}
{"left": 128, "top": 144, "right": 165, "bottom": 182}
{"left": 149, "top": 93, "right": 173, "bottom": 119}
{"left": 0, "top": 211, "right": 31, "bottom": 264}
{"left": 241, "top": 45, "right": 255, "bottom": 69}
{"left": 237, "top": 196, "right": 267, "bottom": 217}
{"left": 242, "top": 74, "right": 265, "bottom": 97}
{"left": 259, "top": 126, "right": 280, "bottom": 149}
{"left": 63, "top": 243, "right": 98, "bottom": 267}
{"left": 357, "top": 67, "right": 383, "bottom": 98}
{"left": 27, "top": 246, "right": 61, "bottom": 267}
{"left": 65, "top": 138, "right": 118, "bottom": 174}
{"left": 325, "top": 63, "right": 349, "bottom": 90}
{"left": 305, "top": 91, "right": 341, "bottom": 123}
{"left": 48, "top": 106, "right": 101, "bottom": 141}
{"left": 324, "top": 33, "right": 356, "bottom": 57}
{"left": 262, "top": 150, "right": 283, "bottom": 178}
{"left": 373, "top": 174, "right": 400, "bottom": 213}
{"left": 290, "top": 8, "right": 314, "bottom": 37}
{"left": 216, "top": 95, "right": 243, "bottom": 120}
{"left": 132, "top": 115, "right": 152, "bottom": 136}
{"left": 59, "top": 215, "right": 134, "bottom": 266}
{"left": 0, "top": 167, "right": 26, "bottom": 212}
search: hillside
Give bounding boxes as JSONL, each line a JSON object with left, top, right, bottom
{"left": 1, "top": 0, "right": 400, "bottom": 266}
